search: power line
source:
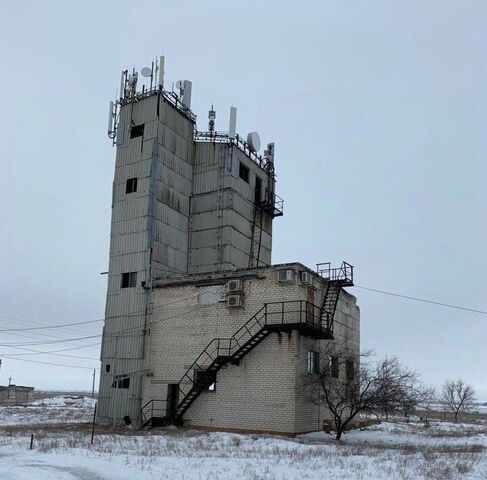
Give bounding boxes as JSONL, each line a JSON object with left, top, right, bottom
{"left": 0, "top": 318, "right": 103, "bottom": 332}
{"left": 0, "top": 335, "right": 101, "bottom": 347}
{"left": 355, "top": 285, "right": 487, "bottom": 315}
{"left": 37, "top": 342, "right": 102, "bottom": 353}
{"left": 0, "top": 355, "right": 97, "bottom": 370}
{"left": 0, "top": 344, "right": 99, "bottom": 360}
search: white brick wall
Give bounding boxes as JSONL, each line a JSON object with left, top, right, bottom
{"left": 142, "top": 263, "right": 360, "bottom": 434}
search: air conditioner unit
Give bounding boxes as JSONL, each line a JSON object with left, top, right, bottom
{"left": 227, "top": 294, "right": 242, "bottom": 308}
{"left": 227, "top": 279, "right": 242, "bottom": 293}
{"left": 300, "top": 271, "right": 312, "bottom": 285}
{"left": 278, "top": 269, "right": 294, "bottom": 283}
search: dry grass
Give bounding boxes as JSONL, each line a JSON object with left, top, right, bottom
{"left": 1, "top": 412, "right": 487, "bottom": 479}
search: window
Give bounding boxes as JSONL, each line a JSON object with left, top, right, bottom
{"left": 329, "top": 356, "right": 339, "bottom": 378}
{"left": 198, "top": 285, "right": 225, "bottom": 304}
{"left": 130, "top": 124, "right": 144, "bottom": 138}
{"left": 194, "top": 369, "right": 216, "bottom": 392}
{"left": 112, "top": 377, "right": 130, "bottom": 389}
{"left": 346, "top": 359, "right": 355, "bottom": 381}
{"left": 121, "top": 272, "right": 137, "bottom": 288}
{"left": 239, "top": 162, "right": 250, "bottom": 183}
{"left": 278, "top": 269, "right": 294, "bottom": 283}
{"left": 105, "top": 364, "right": 111, "bottom": 373}
{"left": 125, "top": 177, "right": 138, "bottom": 194}
{"left": 254, "top": 176, "right": 262, "bottom": 204}
{"left": 307, "top": 351, "right": 319, "bottom": 374}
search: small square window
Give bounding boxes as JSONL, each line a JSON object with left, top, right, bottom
{"left": 112, "top": 377, "right": 130, "bottom": 389}
{"left": 194, "top": 369, "right": 216, "bottom": 392}
{"left": 126, "top": 177, "right": 138, "bottom": 194}
{"left": 130, "top": 124, "right": 144, "bottom": 138}
{"left": 239, "top": 162, "right": 250, "bottom": 183}
{"left": 121, "top": 272, "right": 137, "bottom": 288}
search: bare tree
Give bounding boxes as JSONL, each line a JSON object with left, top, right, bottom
{"left": 373, "top": 356, "right": 420, "bottom": 420}
{"left": 399, "top": 384, "right": 436, "bottom": 418}
{"left": 440, "top": 379, "right": 475, "bottom": 422}
{"left": 303, "top": 343, "right": 422, "bottom": 440}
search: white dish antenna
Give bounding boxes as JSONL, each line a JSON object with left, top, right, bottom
{"left": 247, "top": 132, "right": 261, "bottom": 153}
{"left": 141, "top": 67, "right": 152, "bottom": 78}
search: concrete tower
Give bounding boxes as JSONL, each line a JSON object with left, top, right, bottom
{"left": 98, "top": 59, "right": 283, "bottom": 425}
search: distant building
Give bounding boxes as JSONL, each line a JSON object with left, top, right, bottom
{"left": 0, "top": 385, "right": 34, "bottom": 405}
{"left": 97, "top": 57, "right": 360, "bottom": 433}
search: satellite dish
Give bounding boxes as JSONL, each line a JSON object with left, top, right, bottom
{"left": 247, "top": 132, "right": 261, "bottom": 153}
{"left": 141, "top": 67, "right": 152, "bottom": 78}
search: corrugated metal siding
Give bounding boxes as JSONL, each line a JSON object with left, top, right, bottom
{"left": 100, "top": 92, "right": 196, "bottom": 426}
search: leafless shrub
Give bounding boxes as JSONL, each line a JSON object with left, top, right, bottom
{"left": 440, "top": 379, "right": 476, "bottom": 423}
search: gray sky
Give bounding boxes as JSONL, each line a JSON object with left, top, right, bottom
{"left": 1, "top": 1, "right": 486, "bottom": 397}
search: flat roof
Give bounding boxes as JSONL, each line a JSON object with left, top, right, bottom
{"left": 150, "top": 262, "right": 356, "bottom": 301}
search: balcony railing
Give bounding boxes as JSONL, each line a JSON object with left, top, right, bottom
{"left": 316, "top": 262, "right": 354, "bottom": 286}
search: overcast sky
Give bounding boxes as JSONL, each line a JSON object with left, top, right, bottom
{"left": 1, "top": 1, "right": 486, "bottom": 398}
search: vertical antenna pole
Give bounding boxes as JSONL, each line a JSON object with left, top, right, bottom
{"left": 92, "top": 369, "right": 96, "bottom": 398}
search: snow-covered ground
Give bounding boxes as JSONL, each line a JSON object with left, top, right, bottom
{"left": 0, "top": 396, "right": 96, "bottom": 426}
{"left": 1, "top": 397, "right": 487, "bottom": 479}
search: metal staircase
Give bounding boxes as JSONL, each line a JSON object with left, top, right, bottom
{"left": 316, "top": 262, "right": 354, "bottom": 332}
{"left": 141, "top": 263, "right": 354, "bottom": 429}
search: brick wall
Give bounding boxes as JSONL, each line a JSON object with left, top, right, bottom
{"left": 142, "top": 263, "right": 360, "bottom": 434}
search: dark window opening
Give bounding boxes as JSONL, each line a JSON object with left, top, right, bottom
{"left": 106, "top": 364, "right": 111, "bottom": 373}
{"left": 194, "top": 369, "right": 216, "bottom": 392}
{"left": 111, "top": 377, "right": 130, "bottom": 389}
{"left": 329, "top": 356, "right": 339, "bottom": 378}
{"left": 121, "top": 272, "right": 137, "bottom": 288}
{"left": 239, "top": 162, "right": 250, "bottom": 183}
{"left": 126, "top": 177, "right": 138, "bottom": 194}
{"left": 346, "top": 359, "right": 355, "bottom": 381}
{"left": 307, "top": 351, "right": 319, "bottom": 374}
{"left": 255, "top": 176, "right": 262, "bottom": 204}
{"left": 130, "top": 124, "right": 144, "bottom": 138}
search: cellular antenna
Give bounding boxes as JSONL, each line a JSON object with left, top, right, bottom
{"left": 158, "top": 55, "right": 165, "bottom": 88}
{"left": 208, "top": 105, "right": 216, "bottom": 133}
{"left": 182, "top": 80, "right": 192, "bottom": 109}
{"left": 229, "top": 107, "right": 237, "bottom": 139}
{"left": 108, "top": 101, "right": 114, "bottom": 137}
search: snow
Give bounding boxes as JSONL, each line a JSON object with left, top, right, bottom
{"left": 0, "top": 396, "right": 96, "bottom": 426}
{"left": 1, "top": 400, "right": 487, "bottom": 479}
{"left": 31, "top": 396, "right": 97, "bottom": 408}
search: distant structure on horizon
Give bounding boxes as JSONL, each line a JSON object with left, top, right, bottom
{"left": 0, "top": 384, "right": 34, "bottom": 405}
{"left": 98, "top": 56, "right": 359, "bottom": 434}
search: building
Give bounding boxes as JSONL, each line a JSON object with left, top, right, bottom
{"left": 97, "top": 57, "right": 359, "bottom": 434}
{"left": 0, "top": 385, "right": 34, "bottom": 405}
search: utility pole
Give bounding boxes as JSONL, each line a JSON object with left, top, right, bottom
{"left": 91, "top": 369, "right": 96, "bottom": 398}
